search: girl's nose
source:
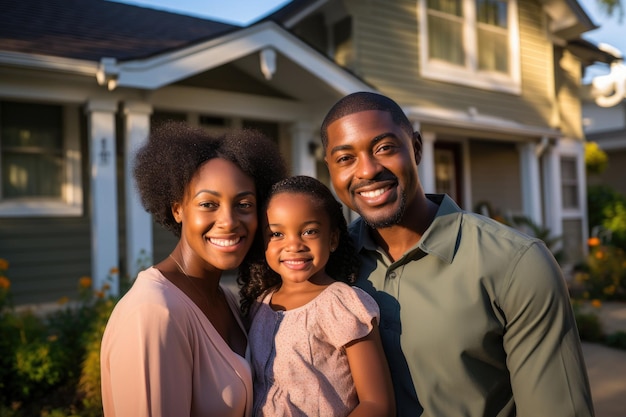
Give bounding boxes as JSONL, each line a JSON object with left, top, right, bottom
{"left": 284, "top": 235, "right": 306, "bottom": 252}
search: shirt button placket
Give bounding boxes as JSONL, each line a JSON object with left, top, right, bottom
{"left": 385, "top": 269, "right": 400, "bottom": 299}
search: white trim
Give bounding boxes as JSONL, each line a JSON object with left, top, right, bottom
{"left": 150, "top": 86, "right": 310, "bottom": 121}
{"left": 419, "top": 130, "right": 436, "bottom": 193}
{"left": 110, "top": 21, "right": 373, "bottom": 94}
{"left": 404, "top": 105, "right": 560, "bottom": 138}
{"left": 86, "top": 99, "right": 120, "bottom": 295}
{"left": 594, "top": 136, "right": 626, "bottom": 151}
{"left": 518, "top": 142, "right": 543, "bottom": 225}
{"left": 417, "top": 0, "right": 521, "bottom": 94}
{"left": 290, "top": 122, "right": 317, "bottom": 177}
{"left": 123, "top": 101, "right": 153, "bottom": 286}
{"left": 0, "top": 51, "right": 98, "bottom": 76}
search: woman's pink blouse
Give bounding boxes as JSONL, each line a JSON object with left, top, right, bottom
{"left": 100, "top": 267, "right": 252, "bottom": 417}
{"left": 249, "top": 281, "right": 379, "bottom": 417}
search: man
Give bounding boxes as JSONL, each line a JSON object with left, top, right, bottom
{"left": 321, "top": 91, "right": 594, "bottom": 416}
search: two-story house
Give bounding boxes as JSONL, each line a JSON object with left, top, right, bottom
{"left": 0, "top": 0, "right": 611, "bottom": 305}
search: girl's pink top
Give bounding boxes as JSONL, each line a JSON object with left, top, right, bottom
{"left": 249, "top": 281, "right": 379, "bottom": 417}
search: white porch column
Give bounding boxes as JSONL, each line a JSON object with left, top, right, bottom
{"left": 418, "top": 130, "right": 436, "bottom": 193}
{"left": 85, "top": 99, "right": 119, "bottom": 296}
{"left": 518, "top": 142, "right": 543, "bottom": 226}
{"left": 123, "top": 101, "right": 153, "bottom": 281}
{"left": 541, "top": 142, "right": 563, "bottom": 251}
{"left": 290, "top": 122, "right": 317, "bottom": 177}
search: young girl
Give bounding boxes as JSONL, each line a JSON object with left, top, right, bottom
{"left": 239, "top": 175, "right": 395, "bottom": 417}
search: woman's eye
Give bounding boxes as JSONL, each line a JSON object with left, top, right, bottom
{"left": 200, "top": 201, "right": 218, "bottom": 209}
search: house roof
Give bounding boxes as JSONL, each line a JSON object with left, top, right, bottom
{"left": 0, "top": 0, "right": 240, "bottom": 62}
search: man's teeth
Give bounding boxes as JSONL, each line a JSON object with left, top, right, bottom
{"left": 210, "top": 237, "right": 241, "bottom": 247}
{"left": 360, "top": 188, "right": 385, "bottom": 198}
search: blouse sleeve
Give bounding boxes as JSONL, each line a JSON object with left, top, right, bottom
{"left": 102, "top": 301, "right": 193, "bottom": 417}
{"left": 316, "top": 283, "right": 380, "bottom": 349}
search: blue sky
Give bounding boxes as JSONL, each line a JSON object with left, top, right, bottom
{"left": 113, "top": 0, "right": 624, "bottom": 81}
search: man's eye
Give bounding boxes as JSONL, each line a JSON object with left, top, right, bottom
{"left": 376, "top": 144, "right": 395, "bottom": 153}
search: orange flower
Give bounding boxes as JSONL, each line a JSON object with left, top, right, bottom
{"left": 109, "top": 267, "right": 119, "bottom": 275}
{"left": 0, "top": 275, "right": 10, "bottom": 290}
{"left": 0, "top": 258, "right": 8, "bottom": 270}
{"left": 603, "top": 286, "right": 616, "bottom": 296}
{"left": 587, "top": 237, "right": 601, "bottom": 247}
{"left": 95, "top": 290, "right": 105, "bottom": 299}
{"left": 79, "top": 276, "right": 92, "bottom": 289}
{"left": 57, "top": 296, "right": 70, "bottom": 305}
{"left": 595, "top": 250, "right": 604, "bottom": 259}
{"left": 591, "top": 299, "right": 602, "bottom": 308}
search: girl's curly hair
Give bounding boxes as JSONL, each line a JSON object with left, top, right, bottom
{"left": 133, "top": 121, "right": 287, "bottom": 239}
{"left": 238, "top": 175, "right": 360, "bottom": 317}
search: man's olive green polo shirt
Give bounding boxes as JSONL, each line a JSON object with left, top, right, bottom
{"left": 350, "top": 194, "right": 594, "bottom": 417}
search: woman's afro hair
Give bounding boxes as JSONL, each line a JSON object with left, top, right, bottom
{"left": 133, "top": 120, "right": 288, "bottom": 238}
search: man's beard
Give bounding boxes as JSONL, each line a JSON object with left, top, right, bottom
{"left": 359, "top": 191, "right": 407, "bottom": 229}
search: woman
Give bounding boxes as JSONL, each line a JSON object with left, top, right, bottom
{"left": 100, "top": 121, "right": 287, "bottom": 417}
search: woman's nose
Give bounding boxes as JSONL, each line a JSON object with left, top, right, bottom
{"left": 215, "top": 206, "right": 237, "bottom": 229}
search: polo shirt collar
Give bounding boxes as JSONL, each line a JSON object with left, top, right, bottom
{"left": 351, "top": 194, "right": 463, "bottom": 264}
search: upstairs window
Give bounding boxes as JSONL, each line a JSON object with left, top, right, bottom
{"left": 419, "top": 0, "right": 520, "bottom": 93}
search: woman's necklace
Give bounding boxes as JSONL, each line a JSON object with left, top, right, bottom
{"left": 169, "top": 254, "right": 213, "bottom": 310}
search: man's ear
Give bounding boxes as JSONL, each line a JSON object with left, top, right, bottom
{"left": 413, "top": 131, "right": 423, "bottom": 166}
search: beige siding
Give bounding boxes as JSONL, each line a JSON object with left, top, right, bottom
{"left": 469, "top": 140, "right": 522, "bottom": 215}
{"left": 555, "top": 48, "right": 584, "bottom": 139}
{"left": 0, "top": 217, "right": 91, "bottom": 305}
{"left": 344, "top": 0, "right": 555, "bottom": 128}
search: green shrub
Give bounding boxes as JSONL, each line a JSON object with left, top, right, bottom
{"left": 576, "top": 243, "right": 626, "bottom": 301}
{"left": 572, "top": 302, "right": 605, "bottom": 342}
{"left": 606, "top": 331, "right": 626, "bottom": 350}
{"left": 587, "top": 185, "right": 626, "bottom": 251}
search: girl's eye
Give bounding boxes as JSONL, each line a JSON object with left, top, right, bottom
{"left": 269, "top": 231, "right": 283, "bottom": 239}
{"left": 303, "top": 229, "right": 319, "bottom": 236}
